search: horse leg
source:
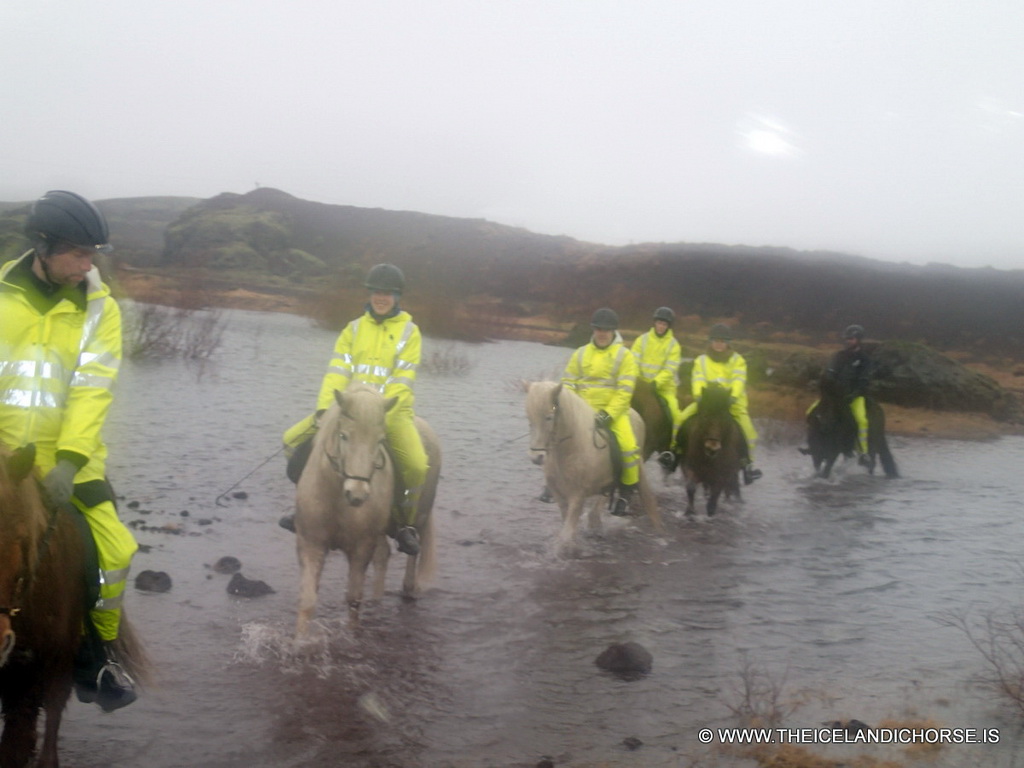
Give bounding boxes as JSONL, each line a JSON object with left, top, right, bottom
{"left": 371, "top": 534, "right": 390, "bottom": 601}
{"left": 707, "top": 486, "right": 722, "bottom": 517}
{"left": 0, "top": 693, "right": 40, "bottom": 768}
{"left": 295, "top": 540, "right": 327, "bottom": 639}
{"left": 556, "top": 496, "right": 585, "bottom": 553}
{"left": 586, "top": 498, "right": 603, "bottom": 534}
{"left": 344, "top": 540, "right": 377, "bottom": 626}
{"left": 38, "top": 674, "right": 73, "bottom": 768}
{"left": 638, "top": 469, "right": 664, "bottom": 534}
{"left": 684, "top": 477, "right": 697, "bottom": 515}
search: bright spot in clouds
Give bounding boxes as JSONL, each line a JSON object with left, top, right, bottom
{"left": 737, "top": 114, "right": 801, "bottom": 157}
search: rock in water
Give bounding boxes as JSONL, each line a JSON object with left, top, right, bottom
{"left": 227, "top": 572, "right": 274, "bottom": 597}
{"left": 212, "top": 556, "right": 242, "bottom": 574}
{"left": 135, "top": 570, "right": 172, "bottom": 593}
{"left": 595, "top": 642, "right": 653, "bottom": 677}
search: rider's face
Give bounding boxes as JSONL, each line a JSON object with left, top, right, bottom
{"left": 592, "top": 328, "right": 615, "bottom": 348}
{"left": 36, "top": 244, "right": 95, "bottom": 286}
{"left": 370, "top": 291, "right": 397, "bottom": 315}
{"left": 654, "top": 320, "right": 670, "bottom": 335}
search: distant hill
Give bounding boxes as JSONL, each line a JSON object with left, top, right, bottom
{"left": 155, "top": 188, "right": 1024, "bottom": 353}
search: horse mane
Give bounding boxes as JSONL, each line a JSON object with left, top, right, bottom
{"left": 0, "top": 446, "right": 48, "bottom": 564}
{"left": 697, "top": 383, "right": 733, "bottom": 417}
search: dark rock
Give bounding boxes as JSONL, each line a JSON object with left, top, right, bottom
{"left": 536, "top": 758, "right": 555, "bottom": 768}
{"left": 212, "top": 556, "right": 242, "bottom": 574}
{"left": 135, "top": 570, "right": 172, "bottom": 593}
{"left": 622, "top": 736, "right": 643, "bottom": 750}
{"left": 197, "top": 518, "right": 214, "bottom": 526}
{"left": 180, "top": 510, "right": 189, "bottom": 517}
{"left": 595, "top": 642, "right": 653, "bottom": 677}
{"left": 232, "top": 491, "right": 249, "bottom": 500}
{"left": 137, "top": 543, "right": 153, "bottom": 554}
{"left": 871, "top": 341, "right": 1020, "bottom": 420}
{"left": 127, "top": 500, "right": 140, "bottom": 509}
{"left": 227, "top": 572, "right": 274, "bottom": 597}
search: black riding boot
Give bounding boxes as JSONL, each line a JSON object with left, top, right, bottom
{"left": 74, "top": 637, "right": 138, "bottom": 712}
{"left": 611, "top": 484, "right": 636, "bottom": 516}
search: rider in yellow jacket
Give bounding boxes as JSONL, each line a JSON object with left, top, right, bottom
{"left": 0, "top": 191, "right": 138, "bottom": 711}
{"left": 281, "top": 264, "right": 428, "bottom": 556}
{"left": 630, "top": 306, "right": 684, "bottom": 466}
{"left": 678, "top": 324, "right": 763, "bottom": 484}
{"left": 561, "top": 308, "right": 641, "bottom": 516}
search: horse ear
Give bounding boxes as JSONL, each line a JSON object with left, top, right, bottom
{"left": 333, "top": 389, "right": 344, "bottom": 407}
{"left": 384, "top": 396, "right": 399, "bottom": 412}
{"left": 7, "top": 443, "right": 36, "bottom": 483}
{"left": 519, "top": 379, "right": 531, "bottom": 394}
{"left": 551, "top": 383, "right": 563, "bottom": 405}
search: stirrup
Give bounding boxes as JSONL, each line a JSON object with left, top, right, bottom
{"left": 278, "top": 514, "right": 296, "bottom": 533}
{"left": 95, "top": 659, "right": 138, "bottom": 712}
{"left": 743, "top": 464, "right": 763, "bottom": 485}
{"left": 858, "top": 453, "right": 874, "bottom": 469}
{"left": 657, "top": 451, "right": 677, "bottom": 471}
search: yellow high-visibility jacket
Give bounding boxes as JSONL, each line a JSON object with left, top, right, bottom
{"left": 0, "top": 252, "right": 122, "bottom": 484}
{"left": 691, "top": 351, "right": 748, "bottom": 408}
{"left": 561, "top": 336, "right": 638, "bottom": 419}
{"left": 316, "top": 309, "right": 420, "bottom": 413}
{"left": 631, "top": 328, "right": 681, "bottom": 387}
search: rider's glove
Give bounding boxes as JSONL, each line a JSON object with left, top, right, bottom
{"left": 595, "top": 410, "right": 612, "bottom": 429}
{"left": 42, "top": 460, "right": 78, "bottom": 506}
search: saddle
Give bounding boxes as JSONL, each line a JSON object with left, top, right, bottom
{"left": 596, "top": 423, "right": 625, "bottom": 492}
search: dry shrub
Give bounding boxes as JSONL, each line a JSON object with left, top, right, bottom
{"left": 939, "top": 608, "right": 1024, "bottom": 717}
{"left": 419, "top": 344, "right": 474, "bottom": 377}
{"left": 122, "top": 301, "right": 226, "bottom": 363}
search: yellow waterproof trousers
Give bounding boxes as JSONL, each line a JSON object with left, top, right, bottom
{"left": 609, "top": 414, "right": 641, "bottom": 486}
{"left": 805, "top": 396, "right": 868, "bottom": 455}
{"left": 651, "top": 378, "right": 684, "bottom": 435}
{"left": 75, "top": 497, "right": 138, "bottom": 642}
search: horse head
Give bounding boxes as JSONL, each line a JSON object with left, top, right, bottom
{"left": 526, "top": 381, "right": 563, "bottom": 467}
{"left": 692, "top": 384, "right": 736, "bottom": 459}
{"left": 329, "top": 387, "right": 395, "bottom": 507}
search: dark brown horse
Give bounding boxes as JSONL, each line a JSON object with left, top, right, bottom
{"left": 682, "top": 384, "right": 743, "bottom": 516}
{"left": 0, "top": 444, "right": 145, "bottom": 768}
{"left": 803, "top": 375, "right": 898, "bottom": 479}
{"left": 630, "top": 378, "right": 675, "bottom": 462}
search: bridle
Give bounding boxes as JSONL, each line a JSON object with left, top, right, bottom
{"left": 324, "top": 426, "right": 388, "bottom": 485}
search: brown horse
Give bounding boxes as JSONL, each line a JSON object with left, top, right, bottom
{"left": 0, "top": 444, "right": 146, "bottom": 768}
{"left": 630, "top": 378, "right": 674, "bottom": 462}
{"left": 683, "top": 384, "right": 743, "bottom": 516}
{"left": 294, "top": 384, "right": 441, "bottom": 638}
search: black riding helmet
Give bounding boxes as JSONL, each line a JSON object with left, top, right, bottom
{"left": 364, "top": 263, "right": 405, "bottom": 294}
{"left": 843, "top": 324, "right": 865, "bottom": 341}
{"left": 24, "top": 190, "right": 111, "bottom": 252}
{"left": 590, "top": 307, "right": 619, "bottom": 330}
{"left": 653, "top": 306, "right": 675, "bottom": 325}
{"left": 708, "top": 323, "right": 733, "bottom": 342}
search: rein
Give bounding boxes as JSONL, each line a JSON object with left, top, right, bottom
{"left": 531, "top": 395, "right": 607, "bottom": 453}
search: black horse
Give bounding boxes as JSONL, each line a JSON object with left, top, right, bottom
{"left": 803, "top": 375, "right": 898, "bottom": 479}
{"left": 681, "top": 384, "right": 743, "bottom": 515}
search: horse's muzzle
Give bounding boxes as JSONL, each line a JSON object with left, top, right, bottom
{"left": 703, "top": 438, "right": 721, "bottom": 458}
{"left": 530, "top": 450, "right": 546, "bottom": 466}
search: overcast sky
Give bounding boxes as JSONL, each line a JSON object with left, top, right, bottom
{"left": 3, "top": 0, "right": 1022, "bottom": 269}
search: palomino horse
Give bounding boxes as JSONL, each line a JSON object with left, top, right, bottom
{"left": 804, "top": 375, "right": 898, "bottom": 479}
{"left": 294, "top": 383, "right": 441, "bottom": 638}
{"left": 0, "top": 444, "right": 146, "bottom": 768}
{"left": 630, "top": 378, "right": 674, "bottom": 462}
{"left": 682, "top": 384, "right": 743, "bottom": 516}
{"left": 525, "top": 381, "right": 663, "bottom": 552}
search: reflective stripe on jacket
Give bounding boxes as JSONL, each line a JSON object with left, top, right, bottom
{"left": 0, "top": 252, "right": 122, "bottom": 482}
{"left": 316, "top": 310, "right": 420, "bottom": 412}
{"left": 561, "top": 336, "right": 638, "bottom": 420}
{"left": 691, "top": 352, "right": 748, "bottom": 406}
{"left": 631, "top": 328, "right": 681, "bottom": 387}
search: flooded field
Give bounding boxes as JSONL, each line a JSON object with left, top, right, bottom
{"left": 52, "top": 307, "right": 1024, "bottom": 767}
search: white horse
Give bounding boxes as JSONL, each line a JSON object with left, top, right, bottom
{"left": 294, "top": 383, "right": 441, "bottom": 638}
{"left": 525, "top": 381, "right": 663, "bottom": 552}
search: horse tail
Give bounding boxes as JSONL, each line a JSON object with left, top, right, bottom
{"left": 637, "top": 470, "right": 664, "bottom": 534}
{"left": 111, "top": 610, "right": 152, "bottom": 686}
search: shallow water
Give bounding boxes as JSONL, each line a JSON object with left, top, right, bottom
{"left": 51, "top": 308, "right": 1024, "bottom": 767}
